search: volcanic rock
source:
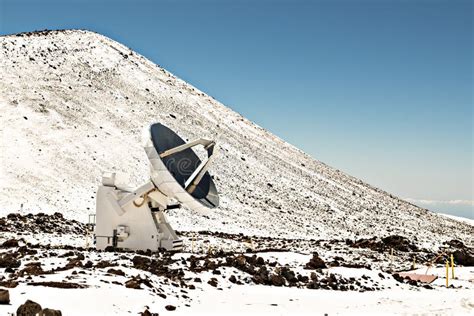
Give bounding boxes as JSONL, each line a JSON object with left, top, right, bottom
{"left": 453, "top": 248, "right": 474, "bottom": 266}
{"left": 132, "top": 256, "right": 152, "bottom": 269}
{"left": 17, "top": 299, "right": 42, "bottom": 316}
{"left": 0, "top": 280, "right": 18, "bottom": 288}
{"left": 270, "top": 274, "right": 285, "bottom": 286}
{"left": 305, "top": 253, "right": 327, "bottom": 269}
{"left": 0, "top": 289, "right": 9, "bottom": 304}
{"left": 107, "top": 268, "right": 126, "bottom": 276}
{"left": 140, "top": 309, "right": 152, "bottom": 316}
{"left": 229, "top": 275, "right": 237, "bottom": 283}
{"left": 381, "top": 235, "right": 418, "bottom": 252}
{"left": 18, "top": 262, "right": 44, "bottom": 276}
{"left": 207, "top": 278, "right": 218, "bottom": 287}
{"left": 280, "top": 267, "right": 298, "bottom": 284}
{"left": 1, "top": 239, "right": 19, "bottom": 248}
{"left": 27, "top": 281, "right": 86, "bottom": 289}
{"left": 39, "top": 308, "right": 62, "bottom": 316}
{"left": 0, "top": 253, "right": 21, "bottom": 269}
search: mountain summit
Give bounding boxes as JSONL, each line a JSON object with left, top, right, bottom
{"left": 0, "top": 30, "right": 471, "bottom": 247}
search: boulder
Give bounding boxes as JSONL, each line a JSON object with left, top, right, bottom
{"left": 18, "top": 262, "right": 44, "bottom": 277}
{"left": 17, "top": 299, "right": 42, "bottom": 316}
{"left": 256, "top": 256, "right": 265, "bottom": 265}
{"left": 0, "top": 253, "right": 21, "bottom": 269}
{"left": 445, "top": 239, "right": 465, "bottom": 248}
{"left": 40, "top": 308, "right": 62, "bottom": 316}
{"left": 305, "top": 253, "right": 327, "bottom": 269}
{"left": 132, "top": 256, "right": 151, "bottom": 270}
{"left": 234, "top": 255, "right": 246, "bottom": 267}
{"left": 229, "top": 275, "right": 237, "bottom": 283}
{"left": 0, "top": 289, "right": 9, "bottom": 304}
{"left": 140, "top": 310, "right": 152, "bottom": 316}
{"left": 2, "top": 239, "right": 19, "bottom": 248}
{"left": 453, "top": 248, "right": 474, "bottom": 266}
{"left": 107, "top": 268, "right": 125, "bottom": 276}
{"left": 125, "top": 279, "right": 141, "bottom": 289}
{"left": 280, "top": 267, "right": 297, "bottom": 283}
{"left": 270, "top": 274, "right": 285, "bottom": 286}
{"left": 381, "top": 235, "right": 418, "bottom": 252}
{"left": 0, "top": 280, "right": 18, "bottom": 288}
{"left": 207, "top": 278, "right": 218, "bottom": 287}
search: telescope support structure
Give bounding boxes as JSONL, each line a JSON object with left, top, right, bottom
{"left": 95, "top": 172, "right": 183, "bottom": 252}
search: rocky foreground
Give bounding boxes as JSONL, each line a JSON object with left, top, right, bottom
{"left": 1, "top": 213, "right": 473, "bottom": 315}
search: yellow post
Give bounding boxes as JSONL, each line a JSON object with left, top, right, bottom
{"left": 445, "top": 260, "right": 449, "bottom": 287}
{"left": 450, "top": 254, "right": 455, "bottom": 279}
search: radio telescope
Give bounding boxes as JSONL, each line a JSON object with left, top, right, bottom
{"left": 95, "top": 123, "right": 219, "bottom": 251}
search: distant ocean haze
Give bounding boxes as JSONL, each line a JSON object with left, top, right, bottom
{"left": 407, "top": 200, "right": 474, "bottom": 219}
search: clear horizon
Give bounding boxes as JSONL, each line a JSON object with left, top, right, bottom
{"left": 1, "top": 0, "right": 472, "bottom": 218}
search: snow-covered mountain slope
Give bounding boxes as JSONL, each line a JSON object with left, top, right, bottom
{"left": 0, "top": 30, "right": 471, "bottom": 247}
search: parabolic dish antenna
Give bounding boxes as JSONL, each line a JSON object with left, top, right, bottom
{"left": 95, "top": 122, "right": 219, "bottom": 252}
{"left": 146, "top": 123, "right": 219, "bottom": 211}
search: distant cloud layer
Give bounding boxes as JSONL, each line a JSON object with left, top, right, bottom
{"left": 405, "top": 198, "right": 474, "bottom": 206}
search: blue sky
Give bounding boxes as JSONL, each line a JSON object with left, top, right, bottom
{"left": 1, "top": 0, "right": 472, "bottom": 218}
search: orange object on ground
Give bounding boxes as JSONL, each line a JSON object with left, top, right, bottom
{"left": 397, "top": 273, "right": 438, "bottom": 284}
